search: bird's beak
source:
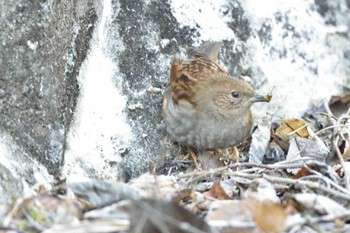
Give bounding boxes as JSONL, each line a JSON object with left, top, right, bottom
{"left": 250, "top": 93, "right": 272, "bottom": 103}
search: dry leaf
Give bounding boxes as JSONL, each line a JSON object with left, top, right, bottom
{"left": 69, "top": 180, "right": 140, "bottom": 210}
{"left": 293, "top": 165, "right": 320, "bottom": 179}
{"left": 130, "top": 199, "right": 213, "bottom": 233}
{"left": 4, "top": 194, "right": 82, "bottom": 231}
{"left": 243, "top": 179, "right": 279, "bottom": 203}
{"left": 292, "top": 193, "right": 347, "bottom": 215}
{"left": 251, "top": 200, "right": 289, "bottom": 233}
{"left": 77, "top": 198, "right": 214, "bottom": 233}
{"left": 271, "top": 128, "right": 289, "bottom": 153}
{"left": 335, "top": 162, "right": 350, "bottom": 186}
{"left": 286, "top": 136, "right": 329, "bottom": 173}
{"left": 206, "top": 199, "right": 289, "bottom": 233}
{"left": 329, "top": 93, "right": 350, "bottom": 105}
{"left": 249, "top": 126, "right": 270, "bottom": 164}
{"left": 206, "top": 181, "right": 232, "bottom": 200}
{"left": 263, "top": 141, "right": 286, "bottom": 164}
{"left": 191, "top": 190, "right": 213, "bottom": 212}
{"left": 128, "top": 174, "right": 178, "bottom": 199}
{"left": 172, "top": 189, "right": 194, "bottom": 203}
{"left": 329, "top": 93, "right": 350, "bottom": 118}
{"left": 206, "top": 200, "right": 257, "bottom": 233}
{"left": 276, "top": 119, "right": 309, "bottom": 141}
{"left": 338, "top": 137, "right": 350, "bottom": 161}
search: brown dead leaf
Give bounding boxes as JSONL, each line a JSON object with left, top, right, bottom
{"left": 206, "top": 181, "right": 232, "bottom": 200}
{"left": 206, "top": 199, "right": 290, "bottom": 233}
{"left": 276, "top": 119, "right": 309, "bottom": 141}
{"left": 271, "top": 128, "right": 289, "bottom": 153}
{"left": 251, "top": 200, "right": 289, "bottom": 233}
{"left": 293, "top": 165, "right": 320, "bottom": 179}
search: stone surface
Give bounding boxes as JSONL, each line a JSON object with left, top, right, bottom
{"left": 1, "top": 0, "right": 350, "bottom": 202}
{"left": 0, "top": 0, "right": 97, "bottom": 198}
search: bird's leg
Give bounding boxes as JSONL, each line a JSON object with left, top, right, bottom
{"left": 186, "top": 147, "right": 202, "bottom": 170}
{"left": 229, "top": 146, "right": 240, "bottom": 171}
{"left": 231, "top": 146, "right": 240, "bottom": 163}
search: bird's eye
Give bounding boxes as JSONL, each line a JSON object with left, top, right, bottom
{"left": 231, "top": 91, "right": 240, "bottom": 98}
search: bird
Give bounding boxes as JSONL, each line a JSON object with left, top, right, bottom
{"left": 163, "top": 42, "right": 271, "bottom": 165}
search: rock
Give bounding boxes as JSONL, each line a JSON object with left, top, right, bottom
{"left": 1, "top": 0, "right": 350, "bottom": 202}
{"left": 0, "top": 0, "right": 97, "bottom": 199}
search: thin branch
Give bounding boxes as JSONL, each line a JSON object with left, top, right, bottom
{"left": 301, "top": 167, "right": 350, "bottom": 194}
{"left": 217, "top": 171, "right": 350, "bottom": 201}
{"left": 324, "top": 101, "right": 350, "bottom": 190}
{"left": 261, "top": 173, "right": 350, "bottom": 201}
{"left": 177, "top": 161, "right": 310, "bottom": 187}
{"left": 333, "top": 136, "right": 350, "bottom": 190}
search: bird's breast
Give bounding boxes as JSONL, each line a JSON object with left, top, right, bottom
{"left": 191, "top": 112, "right": 253, "bottom": 149}
{"left": 163, "top": 90, "right": 254, "bottom": 149}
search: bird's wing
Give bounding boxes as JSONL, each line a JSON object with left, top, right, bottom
{"left": 169, "top": 43, "right": 230, "bottom": 105}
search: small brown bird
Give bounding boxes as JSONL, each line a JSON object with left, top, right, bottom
{"left": 163, "top": 42, "right": 270, "bottom": 153}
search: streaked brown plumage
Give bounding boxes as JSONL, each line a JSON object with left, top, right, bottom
{"left": 163, "top": 42, "right": 270, "bottom": 150}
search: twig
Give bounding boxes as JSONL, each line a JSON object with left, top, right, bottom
{"left": 324, "top": 101, "right": 350, "bottom": 190}
{"left": 298, "top": 175, "right": 331, "bottom": 188}
{"left": 229, "top": 161, "right": 310, "bottom": 170}
{"left": 262, "top": 173, "right": 350, "bottom": 201}
{"left": 220, "top": 171, "right": 350, "bottom": 201}
{"left": 318, "top": 111, "right": 338, "bottom": 121}
{"left": 287, "top": 123, "right": 308, "bottom": 136}
{"left": 301, "top": 167, "right": 350, "bottom": 194}
{"left": 333, "top": 136, "right": 350, "bottom": 190}
{"left": 177, "top": 161, "right": 310, "bottom": 187}
{"left": 177, "top": 159, "right": 350, "bottom": 200}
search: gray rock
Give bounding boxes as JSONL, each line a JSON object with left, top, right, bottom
{"left": 0, "top": 0, "right": 97, "bottom": 198}
{"left": 1, "top": 0, "right": 350, "bottom": 202}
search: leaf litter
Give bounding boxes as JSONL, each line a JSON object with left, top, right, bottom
{"left": 1, "top": 95, "right": 350, "bottom": 232}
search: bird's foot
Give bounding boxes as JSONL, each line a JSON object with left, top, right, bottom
{"left": 186, "top": 147, "right": 202, "bottom": 170}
